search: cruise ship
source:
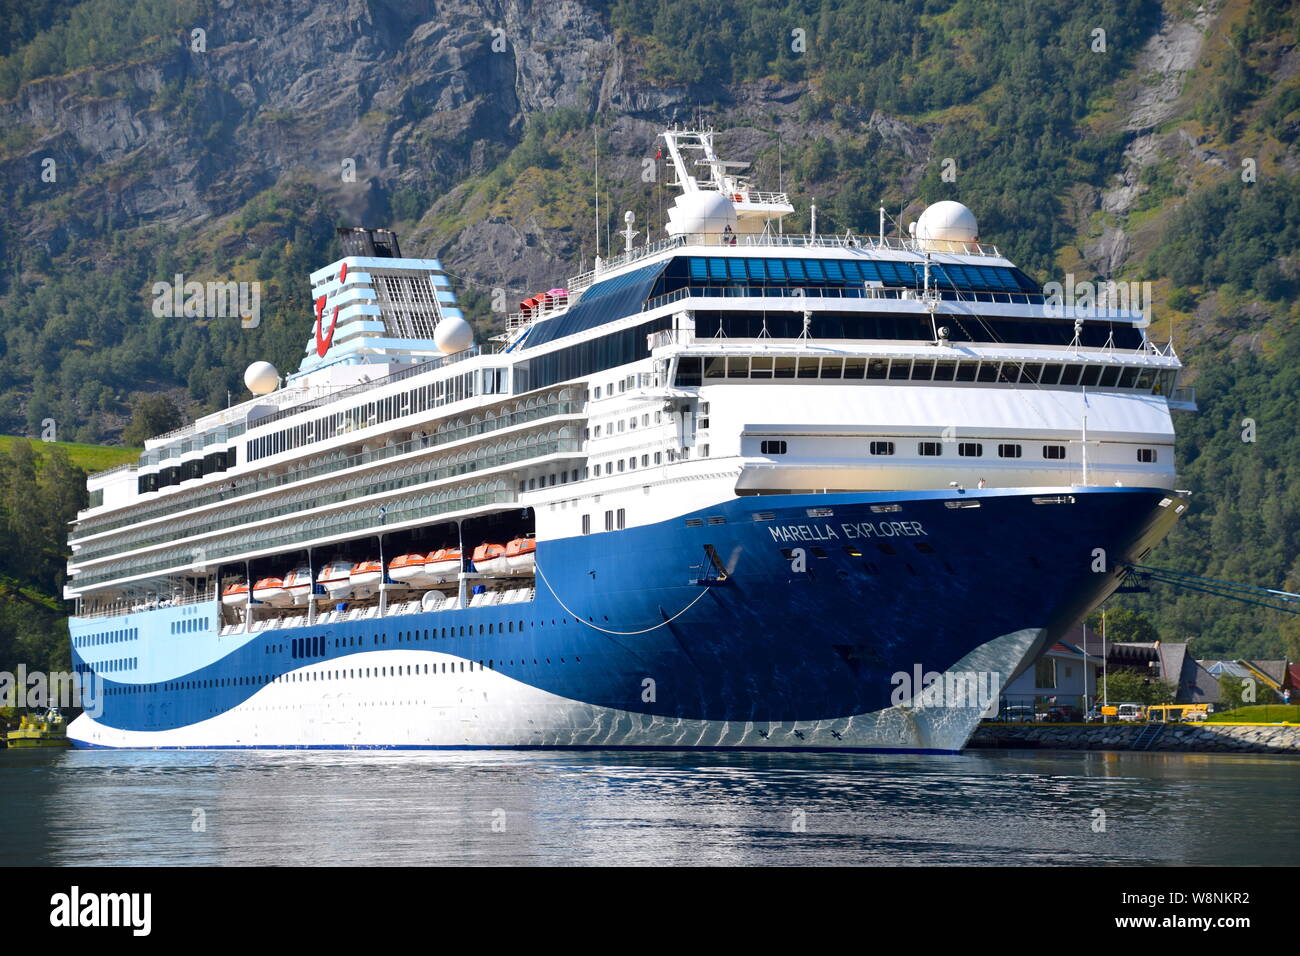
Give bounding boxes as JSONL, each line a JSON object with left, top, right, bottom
{"left": 64, "top": 128, "right": 1193, "bottom": 752}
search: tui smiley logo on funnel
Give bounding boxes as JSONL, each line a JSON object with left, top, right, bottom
{"left": 315, "top": 262, "right": 348, "bottom": 357}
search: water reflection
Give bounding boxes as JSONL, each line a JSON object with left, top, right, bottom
{"left": 1, "top": 749, "right": 1295, "bottom": 866}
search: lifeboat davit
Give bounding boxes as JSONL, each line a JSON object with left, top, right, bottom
{"left": 472, "top": 542, "right": 509, "bottom": 575}
{"left": 350, "top": 558, "right": 383, "bottom": 598}
{"left": 317, "top": 558, "right": 354, "bottom": 601}
{"left": 423, "top": 548, "right": 461, "bottom": 584}
{"left": 505, "top": 536, "right": 536, "bottom": 573}
{"left": 221, "top": 581, "right": 249, "bottom": 606}
{"left": 283, "top": 566, "right": 314, "bottom": 604}
{"left": 252, "top": 576, "right": 291, "bottom": 606}
{"left": 388, "top": 552, "right": 428, "bottom": 586}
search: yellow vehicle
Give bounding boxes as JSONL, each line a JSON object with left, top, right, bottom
{"left": 3, "top": 708, "right": 69, "bottom": 748}
{"left": 1146, "top": 703, "right": 1211, "bottom": 723}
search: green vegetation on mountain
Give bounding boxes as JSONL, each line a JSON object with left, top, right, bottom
{"left": 0, "top": 0, "right": 1296, "bottom": 673}
{"left": 0, "top": 438, "right": 91, "bottom": 676}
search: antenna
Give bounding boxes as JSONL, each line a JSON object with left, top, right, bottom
{"left": 777, "top": 131, "right": 783, "bottom": 235}
{"left": 594, "top": 126, "right": 600, "bottom": 260}
{"left": 621, "top": 210, "right": 638, "bottom": 253}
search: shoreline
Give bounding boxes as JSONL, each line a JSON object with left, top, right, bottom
{"left": 968, "top": 721, "right": 1300, "bottom": 754}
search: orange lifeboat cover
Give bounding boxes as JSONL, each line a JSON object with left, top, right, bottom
{"left": 505, "top": 537, "right": 536, "bottom": 557}
{"left": 472, "top": 543, "right": 505, "bottom": 562}
{"left": 389, "top": 552, "right": 427, "bottom": 571}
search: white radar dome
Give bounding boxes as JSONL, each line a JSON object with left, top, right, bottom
{"left": 244, "top": 361, "right": 280, "bottom": 395}
{"left": 916, "top": 201, "right": 979, "bottom": 249}
{"left": 665, "top": 191, "right": 738, "bottom": 241}
{"left": 434, "top": 316, "right": 474, "bottom": 354}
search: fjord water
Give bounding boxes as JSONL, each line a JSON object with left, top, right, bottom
{"left": 1, "top": 748, "right": 1294, "bottom": 866}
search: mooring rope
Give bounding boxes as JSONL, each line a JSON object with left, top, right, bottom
{"left": 533, "top": 560, "right": 712, "bottom": 635}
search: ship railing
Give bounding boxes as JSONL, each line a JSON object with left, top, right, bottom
{"left": 507, "top": 294, "right": 570, "bottom": 330}
{"left": 217, "top": 585, "right": 537, "bottom": 634}
{"left": 249, "top": 345, "right": 489, "bottom": 433}
{"left": 70, "top": 397, "right": 586, "bottom": 541}
{"left": 732, "top": 190, "right": 791, "bottom": 205}
{"left": 70, "top": 486, "right": 522, "bottom": 589}
{"left": 73, "top": 437, "right": 582, "bottom": 563}
{"left": 87, "top": 462, "right": 137, "bottom": 480}
{"left": 640, "top": 284, "right": 1046, "bottom": 314}
{"left": 565, "top": 232, "right": 1006, "bottom": 294}
{"left": 75, "top": 589, "right": 216, "bottom": 620}
{"left": 143, "top": 385, "right": 336, "bottom": 450}
{"left": 649, "top": 328, "right": 704, "bottom": 350}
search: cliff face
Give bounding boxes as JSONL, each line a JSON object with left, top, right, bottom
{"left": 0, "top": 0, "right": 1295, "bottom": 379}
{"left": 1, "top": 0, "right": 618, "bottom": 231}
{"left": 0, "top": 0, "right": 1297, "bottom": 658}
{"left": 0, "top": 0, "right": 926, "bottom": 295}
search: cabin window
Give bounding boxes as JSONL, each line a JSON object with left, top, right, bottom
{"left": 997, "top": 444, "right": 1022, "bottom": 458}
{"left": 958, "top": 442, "right": 983, "bottom": 457}
{"left": 617, "top": 509, "right": 626, "bottom": 530}
{"left": 869, "top": 441, "right": 895, "bottom": 456}
{"left": 1043, "top": 445, "right": 1066, "bottom": 460}
{"left": 918, "top": 442, "right": 942, "bottom": 457}
{"left": 760, "top": 440, "right": 788, "bottom": 455}
{"left": 1137, "top": 448, "right": 1157, "bottom": 463}
{"left": 581, "top": 514, "right": 591, "bottom": 535}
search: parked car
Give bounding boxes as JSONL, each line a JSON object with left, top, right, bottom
{"left": 1041, "top": 706, "right": 1081, "bottom": 723}
{"left": 1001, "top": 705, "right": 1037, "bottom": 723}
{"left": 1115, "top": 702, "right": 1146, "bottom": 722}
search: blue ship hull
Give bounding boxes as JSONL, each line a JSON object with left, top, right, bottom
{"left": 68, "top": 486, "right": 1181, "bottom": 751}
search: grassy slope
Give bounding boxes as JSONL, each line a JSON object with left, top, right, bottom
{"left": 0, "top": 435, "right": 138, "bottom": 472}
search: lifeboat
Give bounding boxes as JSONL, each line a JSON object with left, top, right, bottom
{"left": 221, "top": 581, "right": 249, "bottom": 606}
{"left": 317, "top": 558, "right": 354, "bottom": 601}
{"left": 251, "top": 576, "right": 291, "bottom": 606}
{"left": 424, "top": 547, "right": 461, "bottom": 584}
{"left": 283, "top": 566, "right": 314, "bottom": 604}
{"left": 388, "top": 552, "right": 428, "bottom": 586}
{"left": 350, "top": 558, "right": 383, "bottom": 599}
{"left": 505, "top": 536, "right": 536, "bottom": 573}
{"left": 472, "top": 542, "right": 509, "bottom": 575}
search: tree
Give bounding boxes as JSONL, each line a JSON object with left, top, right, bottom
{"left": 1085, "top": 605, "right": 1159, "bottom": 644}
{"left": 122, "top": 394, "right": 183, "bottom": 446}
{"left": 1100, "top": 668, "right": 1174, "bottom": 706}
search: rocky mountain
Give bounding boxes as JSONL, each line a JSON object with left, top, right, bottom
{"left": 0, "top": 0, "right": 1297, "bottom": 657}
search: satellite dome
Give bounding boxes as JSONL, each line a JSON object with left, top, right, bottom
{"left": 916, "top": 201, "right": 979, "bottom": 248}
{"left": 665, "top": 191, "right": 738, "bottom": 240}
{"left": 434, "top": 316, "right": 474, "bottom": 354}
{"left": 244, "top": 361, "right": 279, "bottom": 395}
